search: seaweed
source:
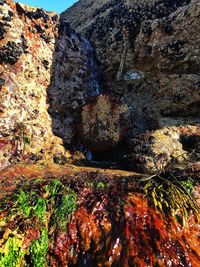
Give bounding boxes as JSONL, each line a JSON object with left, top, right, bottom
{"left": 0, "top": 237, "right": 25, "bottom": 267}
{"left": 29, "top": 229, "right": 48, "bottom": 267}
{"left": 142, "top": 171, "right": 199, "bottom": 226}
{"left": 0, "top": 172, "right": 199, "bottom": 266}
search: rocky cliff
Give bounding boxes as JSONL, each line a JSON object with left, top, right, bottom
{"left": 63, "top": 0, "right": 200, "bottom": 172}
{"left": 1, "top": 0, "right": 200, "bottom": 172}
{"left": 0, "top": 0, "right": 99, "bottom": 170}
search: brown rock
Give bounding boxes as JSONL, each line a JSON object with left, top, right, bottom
{"left": 63, "top": 0, "right": 200, "bottom": 172}
{"left": 0, "top": 1, "right": 99, "bottom": 169}
{"left": 79, "top": 94, "right": 129, "bottom": 152}
{"left": 129, "top": 125, "right": 200, "bottom": 173}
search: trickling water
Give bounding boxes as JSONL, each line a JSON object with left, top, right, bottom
{"left": 86, "top": 150, "right": 93, "bottom": 161}
{"left": 124, "top": 70, "right": 144, "bottom": 81}
{"left": 84, "top": 39, "right": 101, "bottom": 97}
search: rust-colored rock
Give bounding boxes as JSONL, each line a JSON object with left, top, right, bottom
{"left": 80, "top": 94, "right": 129, "bottom": 152}
{"left": 0, "top": 163, "right": 199, "bottom": 266}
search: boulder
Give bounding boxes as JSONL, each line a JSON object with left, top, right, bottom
{"left": 128, "top": 126, "right": 200, "bottom": 172}
{"left": 79, "top": 94, "right": 129, "bottom": 152}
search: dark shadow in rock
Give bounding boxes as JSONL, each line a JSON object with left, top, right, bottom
{"left": 47, "top": 18, "right": 100, "bottom": 148}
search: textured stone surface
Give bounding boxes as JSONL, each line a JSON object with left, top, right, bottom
{"left": 1, "top": 0, "right": 200, "bottom": 172}
{"left": 80, "top": 94, "right": 129, "bottom": 151}
{"left": 0, "top": 2, "right": 199, "bottom": 265}
{"left": 47, "top": 20, "right": 100, "bottom": 145}
{"left": 0, "top": 0, "right": 99, "bottom": 169}
{"left": 63, "top": 0, "right": 200, "bottom": 171}
{"left": 0, "top": 162, "right": 199, "bottom": 266}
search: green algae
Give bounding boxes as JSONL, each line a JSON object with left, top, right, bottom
{"left": 0, "top": 237, "right": 25, "bottom": 267}
{"left": 87, "top": 181, "right": 94, "bottom": 188}
{"left": 32, "top": 177, "right": 44, "bottom": 184}
{"left": 33, "top": 197, "right": 46, "bottom": 222}
{"left": 180, "top": 178, "right": 195, "bottom": 194}
{"left": 0, "top": 178, "right": 78, "bottom": 266}
{"left": 88, "top": 180, "right": 108, "bottom": 189}
{"left": 46, "top": 179, "right": 77, "bottom": 228}
{"left": 30, "top": 229, "right": 48, "bottom": 267}
{"left": 17, "top": 190, "right": 46, "bottom": 222}
{"left": 51, "top": 192, "right": 77, "bottom": 228}
{"left": 96, "top": 181, "right": 107, "bottom": 189}
{"left": 45, "top": 178, "right": 61, "bottom": 197}
{"left": 16, "top": 179, "right": 77, "bottom": 227}
{"left": 1, "top": 188, "right": 49, "bottom": 266}
{"left": 0, "top": 172, "right": 199, "bottom": 266}
{"left": 17, "top": 189, "right": 31, "bottom": 217}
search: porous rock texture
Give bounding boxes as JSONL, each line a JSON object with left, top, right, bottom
{"left": 0, "top": 0, "right": 99, "bottom": 169}
{"left": 80, "top": 94, "right": 129, "bottom": 152}
{"left": 63, "top": 0, "right": 200, "bottom": 172}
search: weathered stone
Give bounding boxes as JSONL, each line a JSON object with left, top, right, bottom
{"left": 1, "top": 0, "right": 200, "bottom": 173}
{"left": 128, "top": 125, "right": 200, "bottom": 172}
{"left": 80, "top": 94, "right": 129, "bottom": 152}
{"left": 0, "top": 1, "right": 199, "bottom": 265}
{"left": 0, "top": 1, "right": 99, "bottom": 169}
{"left": 63, "top": 0, "right": 200, "bottom": 172}
{"left": 47, "top": 19, "right": 100, "bottom": 145}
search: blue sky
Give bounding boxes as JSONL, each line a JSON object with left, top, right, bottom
{"left": 14, "top": 0, "right": 78, "bottom": 13}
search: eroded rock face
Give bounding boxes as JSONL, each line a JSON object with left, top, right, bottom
{"left": 47, "top": 20, "right": 100, "bottom": 145}
{"left": 0, "top": 0, "right": 99, "bottom": 169}
{"left": 0, "top": 1, "right": 61, "bottom": 169}
{"left": 127, "top": 125, "right": 200, "bottom": 172}
{"left": 63, "top": 0, "right": 200, "bottom": 171}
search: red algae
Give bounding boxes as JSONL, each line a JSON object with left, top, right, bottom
{"left": 0, "top": 163, "right": 199, "bottom": 266}
{"left": 72, "top": 191, "right": 199, "bottom": 267}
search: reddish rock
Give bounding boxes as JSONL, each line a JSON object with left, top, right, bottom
{"left": 80, "top": 94, "right": 129, "bottom": 152}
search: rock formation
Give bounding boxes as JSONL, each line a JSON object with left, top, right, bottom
{"left": 0, "top": 162, "right": 199, "bottom": 266}
{"left": 0, "top": 0, "right": 99, "bottom": 170}
{"left": 80, "top": 94, "right": 129, "bottom": 152}
{"left": 63, "top": 0, "right": 200, "bottom": 172}
{"left": 1, "top": 0, "right": 200, "bottom": 172}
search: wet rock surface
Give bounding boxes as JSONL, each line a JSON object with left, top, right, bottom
{"left": 47, "top": 19, "right": 100, "bottom": 145}
{"left": 0, "top": 163, "right": 199, "bottom": 266}
{"left": 80, "top": 94, "right": 129, "bottom": 152}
